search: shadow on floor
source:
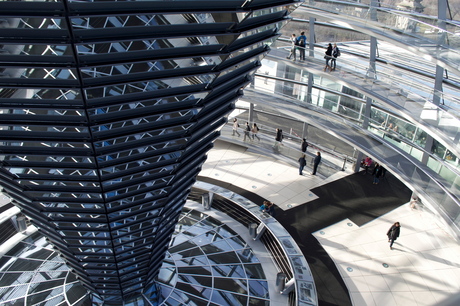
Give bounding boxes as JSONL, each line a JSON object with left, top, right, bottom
{"left": 198, "top": 170, "right": 411, "bottom": 306}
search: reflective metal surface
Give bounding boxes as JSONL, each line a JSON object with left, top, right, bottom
{"left": 0, "top": 207, "right": 270, "bottom": 306}
{"left": 155, "top": 208, "right": 270, "bottom": 305}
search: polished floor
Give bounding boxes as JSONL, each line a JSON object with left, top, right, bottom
{"left": 199, "top": 140, "right": 460, "bottom": 306}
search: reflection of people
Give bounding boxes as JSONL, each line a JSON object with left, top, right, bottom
{"left": 298, "top": 154, "right": 307, "bottom": 175}
{"left": 312, "top": 152, "right": 321, "bottom": 175}
{"left": 386, "top": 222, "right": 401, "bottom": 250}
{"left": 407, "top": 130, "right": 414, "bottom": 140}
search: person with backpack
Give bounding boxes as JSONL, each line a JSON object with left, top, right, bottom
{"left": 296, "top": 31, "right": 307, "bottom": 61}
{"left": 286, "top": 33, "right": 297, "bottom": 61}
{"left": 243, "top": 122, "right": 252, "bottom": 142}
{"left": 331, "top": 43, "right": 341, "bottom": 71}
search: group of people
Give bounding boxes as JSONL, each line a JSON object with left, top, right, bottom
{"left": 324, "top": 43, "right": 341, "bottom": 72}
{"left": 235, "top": 117, "right": 403, "bottom": 251}
{"left": 286, "top": 33, "right": 342, "bottom": 71}
{"left": 260, "top": 200, "right": 275, "bottom": 216}
{"left": 362, "top": 156, "right": 386, "bottom": 184}
{"left": 232, "top": 118, "right": 260, "bottom": 142}
{"left": 287, "top": 31, "right": 307, "bottom": 62}
{"left": 298, "top": 151, "right": 321, "bottom": 175}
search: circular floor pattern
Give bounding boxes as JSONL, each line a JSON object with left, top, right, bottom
{"left": 0, "top": 207, "right": 270, "bottom": 306}
{"left": 151, "top": 208, "right": 270, "bottom": 305}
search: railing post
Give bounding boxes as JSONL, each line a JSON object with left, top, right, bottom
{"left": 254, "top": 223, "right": 266, "bottom": 240}
{"left": 249, "top": 223, "right": 258, "bottom": 239}
{"left": 281, "top": 277, "right": 295, "bottom": 295}
{"left": 15, "top": 215, "right": 27, "bottom": 232}
{"left": 202, "top": 192, "right": 213, "bottom": 210}
{"left": 276, "top": 272, "right": 286, "bottom": 293}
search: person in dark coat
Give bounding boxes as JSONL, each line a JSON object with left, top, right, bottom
{"left": 372, "top": 162, "right": 382, "bottom": 184}
{"left": 298, "top": 154, "right": 307, "bottom": 175}
{"left": 312, "top": 151, "right": 321, "bottom": 175}
{"left": 386, "top": 222, "right": 401, "bottom": 250}
{"left": 301, "top": 138, "right": 309, "bottom": 153}
{"left": 380, "top": 165, "right": 387, "bottom": 179}
{"left": 243, "top": 122, "right": 251, "bottom": 142}
{"left": 275, "top": 128, "right": 283, "bottom": 142}
{"left": 266, "top": 201, "right": 275, "bottom": 217}
{"left": 274, "top": 128, "right": 283, "bottom": 151}
{"left": 323, "top": 43, "right": 333, "bottom": 72}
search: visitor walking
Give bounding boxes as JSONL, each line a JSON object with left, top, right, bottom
{"left": 298, "top": 154, "right": 307, "bottom": 175}
{"left": 386, "top": 222, "right": 401, "bottom": 250}
{"left": 331, "top": 43, "right": 340, "bottom": 71}
{"left": 252, "top": 123, "right": 260, "bottom": 141}
{"left": 232, "top": 118, "right": 240, "bottom": 137}
{"left": 243, "top": 122, "right": 251, "bottom": 141}
{"left": 312, "top": 151, "right": 321, "bottom": 175}
{"left": 286, "top": 34, "right": 297, "bottom": 61}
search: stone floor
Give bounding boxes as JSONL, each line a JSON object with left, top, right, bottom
{"left": 200, "top": 140, "right": 460, "bottom": 306}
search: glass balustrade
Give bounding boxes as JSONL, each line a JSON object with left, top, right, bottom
{"left": 296, "top": 2, "right": 460, "bottom": 70}
{"left": 223, "top": 109, "right": 351, "bottom": 177}
{"left": 248, "top": 73, "right": 459, "bottom": 192}
{"left": 238, "top": 75, "right": 460, "bottom": 234}
{"left": 262, "top": 47, "right": 460, "bottom": 160}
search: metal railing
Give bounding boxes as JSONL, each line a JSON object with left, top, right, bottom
{"left": 191, "top": 181, "right": 318, "bottom": 306}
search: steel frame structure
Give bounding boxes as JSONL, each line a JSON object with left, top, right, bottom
{"left": 0, "top": 0, "right": 299, "bottom": 303}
